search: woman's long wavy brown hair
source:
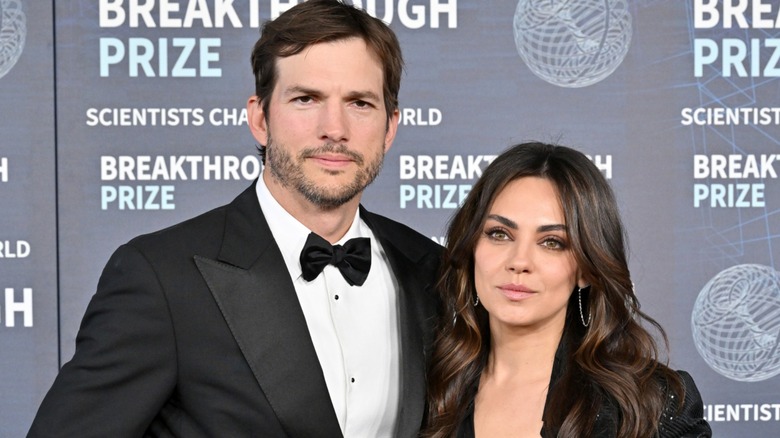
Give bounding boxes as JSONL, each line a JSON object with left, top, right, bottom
{"left": 423, "top": 142, "right": 683, "bottom": 438}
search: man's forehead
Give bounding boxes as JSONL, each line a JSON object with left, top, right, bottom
{"left": 273, "top": 39, "right": 384, "bottom": 92}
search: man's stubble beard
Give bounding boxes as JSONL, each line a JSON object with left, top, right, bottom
{"left": 264, "top": 131, "right": 385, "bottom": 210}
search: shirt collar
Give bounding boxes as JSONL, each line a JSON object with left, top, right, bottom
{"left": 255, "top": 172, "right": 364, "bottom": 279}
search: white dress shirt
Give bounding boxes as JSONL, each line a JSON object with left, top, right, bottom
{"left": 256, "top": 174, "right": 401, "bottom": 437}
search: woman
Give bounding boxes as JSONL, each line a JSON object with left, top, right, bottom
{"left": 423, "top": 142, "right": 711, "bottom": 437}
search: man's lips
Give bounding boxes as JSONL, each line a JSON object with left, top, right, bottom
{"left": 309, "top": 154, "right": 354, "bottom": 166}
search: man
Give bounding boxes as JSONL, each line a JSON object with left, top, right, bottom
{"left": 28, "top": 1, "right": 441, "bottom": 436}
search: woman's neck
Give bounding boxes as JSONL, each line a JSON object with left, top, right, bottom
{"left": 484, "top": 320, "right": 564, "bottom": 384}
{"left": 474, "top": 322, "right": 565, "bottom": 437}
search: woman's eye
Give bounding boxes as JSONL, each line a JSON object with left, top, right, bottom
{"left": 485, "top": 228, "right": 510, "bottom": 241}
{"left": 541, "top": 238, "right": 565, "bottom": 250}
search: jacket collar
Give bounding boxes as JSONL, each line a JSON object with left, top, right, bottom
{"left": 196, "top": 182, "right": 438, "bottom": 438}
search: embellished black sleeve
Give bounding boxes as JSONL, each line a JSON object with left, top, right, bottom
{"left": 658, "top": 370, "right": 712, "bottom": 438}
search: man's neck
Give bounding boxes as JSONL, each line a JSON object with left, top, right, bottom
{"left": 263, "top": 173, "right": 361, "bottom": 243}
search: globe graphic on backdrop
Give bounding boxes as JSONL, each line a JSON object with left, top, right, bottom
{"left": 513, "top": 0, "right": 632, "bottom": 88}
{"left": 0, "top": 0, "right": 26, "bottom": 80}
{"left": 691, "top": 264, "right": 780, "bottom": 382}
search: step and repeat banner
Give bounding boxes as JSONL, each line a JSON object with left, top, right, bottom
{"left": 2, "top": 0, "right": 779, "bottom": 436}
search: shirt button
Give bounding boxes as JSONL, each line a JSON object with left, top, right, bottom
{"left": 351, "top": 377, "right": 355, "bottom": 383}
{"left": 334, "top": 294, "right": 339, "bottom": 300}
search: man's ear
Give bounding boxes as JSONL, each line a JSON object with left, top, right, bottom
{"left": 247, "top": 95, "right": 268, "bottom": 145}
{"left": 383, "top": 108, "right": 400, "bottom": 153}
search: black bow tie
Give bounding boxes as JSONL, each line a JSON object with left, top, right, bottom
{"left": 299, "top": 232, "right": 372, "bottom": 286}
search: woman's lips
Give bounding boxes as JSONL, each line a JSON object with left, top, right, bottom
{"left": 498, "top": 284, "right": 535, "bottom": 301}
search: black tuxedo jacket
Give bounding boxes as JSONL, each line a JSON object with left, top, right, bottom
{"left": 29, "top": 183, "right": 442, "bottom": 437}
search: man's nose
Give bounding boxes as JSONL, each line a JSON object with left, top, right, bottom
{"left": 318, "top": 102, "right": 349, "bottom": 143}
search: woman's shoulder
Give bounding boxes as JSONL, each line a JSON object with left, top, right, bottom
{"left": 657, "top": 369, "right": 712, "bottom": 438}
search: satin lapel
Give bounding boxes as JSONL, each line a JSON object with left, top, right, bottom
{"left": 195, "top": 183, "right": 342, "bottom": 438}
{"left": 361, "top": 207, "right": 439, "bottom": 438}
{"left": 389, "top": 250, "right": 430, "bottom": 438}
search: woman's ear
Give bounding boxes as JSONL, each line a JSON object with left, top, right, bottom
{"left": 576, "top": 273, "right": 589, "bottom": 290}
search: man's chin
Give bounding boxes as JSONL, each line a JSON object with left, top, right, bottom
{"left": 298, "top": 185, "right": 362, "bottom": 209}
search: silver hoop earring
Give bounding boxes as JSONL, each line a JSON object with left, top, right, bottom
{"left": 578, "top": 286, "right": 591, "bottom": 327}
{"left": 473, "top": 295, "right": 480, "bottom": 307}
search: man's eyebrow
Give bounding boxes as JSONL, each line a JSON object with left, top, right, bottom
{"left": 282, "top": 85, "right": 322, "bottom": 97}
{"left": 281, "top": 86, "right": 380, "bottom": 104}
{"left": 345, "top": 90, "right": 381, "bottom": 102}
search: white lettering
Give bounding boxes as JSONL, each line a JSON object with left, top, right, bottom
{"left": 692, "top": 154, "right": 779, "bottom": 179}
{"left": 0, "top": 241, "right": 31, "bottom": 258}
{"left": 0, "top": 157, "right": 7, "bottom": 182}
{"left": 100, "top": 37, "right": 221, "bottom": 78}
{"left": 430, "top": 0, "right": 457, "bottom": 28}
{"left": 704, "top": 402, "right": 780, "bottom": 422}
{"left": 99, "top": 0, "right": 241, "bottom": 28}
{"left": 398, "top": 155, "right": 495, "bottom": 180}
{"left": 100, "top": 155, "right": 261, "bottom": 181}
{"left": 693, "top": 183, "right": 765, "bottom": 207}
{"left": 3, "top": 288, "right": 33, "bottom": 327}
{"left": 694, "top": 0, "right": 780, "bottom": 29}
{"left": 101, "top": 185, "right": 176, "bottom": 210}
{"left": 587, "top": 155, "right": 612, "bottom": 179}
{"left": 399, "top": 108, "right": 442, "bottom": 126}
{"left": 399, "top": 184, "right": 471, "bottom": 209}
{"left": 273, "top": 0, "right": 458, "bottom": 28}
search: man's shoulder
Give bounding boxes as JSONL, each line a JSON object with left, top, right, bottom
{"left": 361, "top": 208, "right": 442, "bottom": 255}
{"left": 127, "top": 203, "right": 231, "bottom": 252}
{"left": 126, "top": 184, "right": 259, "bottom": 254}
